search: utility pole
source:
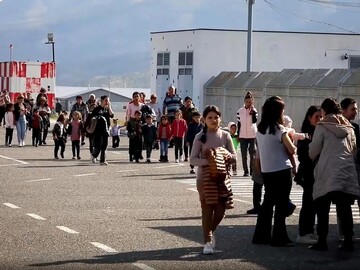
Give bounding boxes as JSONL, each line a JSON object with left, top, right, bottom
{"left": 247, "top": 0, "right": 255, "bottom": 72}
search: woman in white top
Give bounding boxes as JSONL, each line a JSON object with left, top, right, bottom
{"left": 252, "top": 96, "right": 296, "bottom": 247}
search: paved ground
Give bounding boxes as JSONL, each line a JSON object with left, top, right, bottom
{"left": 1, "top": 126, "right": 360, "bottom": 270}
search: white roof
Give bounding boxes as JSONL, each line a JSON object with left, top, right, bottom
{"left": 56, "top": 86, "right": 151, "bottom": 99}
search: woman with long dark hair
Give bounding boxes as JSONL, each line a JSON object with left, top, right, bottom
{"left": 190, "top": 105, "right": 237, "bottom": 255}
{"left": 309, "top": 98, "right": 360, "bottom": 251}
{"left": 295, "top": 106, "right": 321, "bottom": 244}
{"left": 252, "top": 96, "right": 296, "bottom": 247}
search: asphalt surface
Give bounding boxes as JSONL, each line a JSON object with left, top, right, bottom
{"left": 1, "top": 127, "right": 360, "bottom": 270}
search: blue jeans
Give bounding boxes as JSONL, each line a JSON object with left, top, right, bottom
{"left": 16, "top": 115, "right": 27, "bottom": 143}
{"left": 160, "top": 139, "right": 169, "bottom": 156}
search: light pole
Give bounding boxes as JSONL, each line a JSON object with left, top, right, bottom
{"left": 45, "top": 33, "right": 55, "bottom": 62}
{"left": 246, "top": 0, "right": 255, "bottom": 72}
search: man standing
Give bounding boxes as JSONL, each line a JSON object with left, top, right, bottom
{"left": 90, "top": 95, "right": 114, "bottom": 165}
{"left": 55, "top": 99, "right": 63, "bottom": 116}
{"left": 71, "top": 95, "right": 88, "bottom": 145}
{"left": 162, "top": 85, "right": 182, "bottom": 124}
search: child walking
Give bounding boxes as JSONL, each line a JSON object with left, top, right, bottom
{"left": 31, "top": 108, "right": 43, "bottom": 147}
{"left": 141, "top": 115, "right": 157, "bottom": 162}
{"left": 67, "top": 111, "right": 84, "bottom": 160}
{"left": 4, "top": 103, "right": 15, "bottom": 147}
{"left": 53, "top": 114, "right": 66, "bottom": 159}
{"left": 157, "top": 115, "right": 171, "bottom": 162}
{"left": 185, "top": 111, "right": 204, "bottom": 174}
{"left": 126, "top": 110, "right": 142, "bottom": 162}
{"left": 111, "top": 118, "right": 121, "bottom": 148}
{"left": 228, "top": 122, "right": 240, "bottom": 175}
{"left": 171, "top": 110, "right": 188, "bottom": 163}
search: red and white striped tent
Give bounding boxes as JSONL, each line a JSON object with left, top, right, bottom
{"left": 0, "top": 61, "right": 56, "bottom": 108}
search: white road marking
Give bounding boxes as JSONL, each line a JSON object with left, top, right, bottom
{"left": 3, "top": 203, "right": 20, "bottom": 209}
{"left": 74, "top": 173, "right": 96, "bottom": 177}
{"left": 56, "top": 226, "right": 79, "bottom": 234}
{"left": 0, "top": 164, "right": 19, "bottom": 167}
{"left": 154, "top": 164, "right": 185, "bottom": 169}
{"left": 117, "top": 169, "right": 136, "bottom": 173}
{"left": 233, "top": 198, "right": 253, "bottom": 205}
{"left": 25, "top": 178, "right": 52, "bottom": 183}
{"left": 26, "top": 213, "right": 46, "bottom": 220}
{"left": 90, "top": 242, "right": 117, "bottom": 253}
{"left": 133, "top": 263, "right": 157, "bottom": 270}
{"left": 0, "top": 154, "right": 29, "bottom": 164}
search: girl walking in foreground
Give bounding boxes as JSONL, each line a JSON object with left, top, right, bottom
{"left": 190, "top": 105, "right": 237, "bottom": 255}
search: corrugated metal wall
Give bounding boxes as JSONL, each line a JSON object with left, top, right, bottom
{"left": 204, "top": 69, "right": 360, "bottom": 130}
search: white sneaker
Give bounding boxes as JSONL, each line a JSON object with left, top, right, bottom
{"left": 296, "top": 234, "right": 318, "bottom": 244}
{"left": 175, "top": 159, "right": 179, "bottom": 163}
{"left": 91, "top": 156, "right": 97, "bottom": 164}
{"left": 22, "top": 141, "right": 25, "bottom": 146}
{"left": 203, "top": 242, "right": 214, "bottom": 255}
{"left": 100, "top": 161, "right": 108, "bottom": 166}
{"left": 180, "top": 156, "right": 184, "bottom": 162}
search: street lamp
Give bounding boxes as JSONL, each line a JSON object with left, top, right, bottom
{"left": 45, "top": 33, "right": 55, "bottom": 62}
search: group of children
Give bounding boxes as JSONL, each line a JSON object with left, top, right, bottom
{"left": 125, "top": 109, "right": 204, "bottom": 172}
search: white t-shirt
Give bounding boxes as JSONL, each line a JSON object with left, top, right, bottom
{"left": 256, "top": 124, "right": 292, "bottom": 173}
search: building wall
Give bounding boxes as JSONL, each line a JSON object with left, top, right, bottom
{"left": 151, "top": 29, "right": 360, "bottom": 110}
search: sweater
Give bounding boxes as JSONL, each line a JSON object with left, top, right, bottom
{"left": 171, "top": 119, "right": 187, "bottom": 138}
{"left": 5, "top": 111, "right": 15, "bottom": 129}
{"left": 157, "top": 123, "right": 172, "bottom": 140}
{"left": 162, "top": 94, "right": 182, "bottom": 117}
{"left": 190, "top": 129, "right": 237, "bottom": 201}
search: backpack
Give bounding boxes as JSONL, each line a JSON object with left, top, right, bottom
{"left": 86, "top": 115, "right": 108, "bottom": 136}
{"left": 140, "top": 104, "right": 155, "bottom": 123}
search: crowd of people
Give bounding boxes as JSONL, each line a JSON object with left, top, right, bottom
{"left": 2, "top": 86, "right": 360, "bottom": 255}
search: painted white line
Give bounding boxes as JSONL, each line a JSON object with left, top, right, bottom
{"left": 74, "top": 173, "right": 96, "bottom": 177}
{"left": 90, "top": 242, "right": 117, "bottom": 253}
{"left": 25, "top": 178, "right": 52, "bottom": 183}
{"left": 187, "top": 188, "right": 198, "bottom": 192}
{"left": 117, "top": 169, "right": 136, "bottom": 173}
{"left": 26, "top": 213, "right": 46, "bottom": 220}
{"left": 0, "top": 164, "right": 19, "bottom": 167}
{"left": 56, "top": 226, "right": 79, "bottom": 234}
{"left": 133, "top": 263, "right": 156, "bottom": 270}
{"left": 3, "top": 203, "right": 20, "bottom": 209}
{"left": 154, "top": 164, "right": 185, "bottom": 169}
{"left": 0, "top": 154, "right": 29, "bottom": 165}
{"left": 233, "top": 198, "right": 253, "bottom": 205}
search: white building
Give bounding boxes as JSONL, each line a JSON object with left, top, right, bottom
{"left": 150, "top": 28, "right": 360, "bottom": 110}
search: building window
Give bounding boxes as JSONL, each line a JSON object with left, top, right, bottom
{"left": 178, "top": 51, "right": 193, "bottom": 76}
{"left": 350, "top": 56, "right": 360, "bottom": 69}
{"left": 157, "top": 68, "right": 169, "bottom": 75}
{"left": 157, "top": 52, "right": 170, "bottom": 66}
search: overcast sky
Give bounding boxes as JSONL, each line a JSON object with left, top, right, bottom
{"left": 0, "top": 0, "right": 359, "bottom": 85}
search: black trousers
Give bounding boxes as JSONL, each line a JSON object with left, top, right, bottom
{"left": 298, "top": 179, "right": 316, "bottom": 236}
{"left": 88, "top": 135, "right": 94, "bottom": 154}
{"left": 315, "top": 191, "right": 354, "bottom": 243}
{"left": 72, "top": 140, "right": 80, "bottom": 157}
{"left": 253, "top": 169, "right": 292, "bottom": 244}
{"left": 188, "top": 142, "right": 195, "bottom": 169}
{"left": 239, "top": 138, "right": 255, "bottom": 174}
{"left": 41, "top": 125, "right": 49, "bottom": 144}
{"left": 5, "top": 128, "right": 13, "bottom": 145}
{"left": 32, "top": 128, "right": 41, "bottom": 146}
{"left": 144, "top": 141, "right": 153, "bottom": 159}
{"left": 253, "top": 182, "right": 263, "bottom": 210}
{"left": 54, "top": 138, "right": 65, "bottom": 158}
{"left": 129, "top": 137, "right": 142, "bottom": 161}
{"left": 173, "top": 137, "right": 184, "bottom": 160}
{"left": 92, "top": 134, "right": 108, "bottom": 163}
{"left": 112, "top": 136, "right": 120, "bottom": 148}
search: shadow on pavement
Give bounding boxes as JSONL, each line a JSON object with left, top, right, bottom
{"left": 28, "top": 224, "right": 360, "bottom": 269}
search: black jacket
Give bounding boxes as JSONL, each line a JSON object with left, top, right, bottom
{"left": 186, "top": 122, "right": 204, "bottom": 143}
{"left": 141, "top": 124, "right": 157, "bottom": 143}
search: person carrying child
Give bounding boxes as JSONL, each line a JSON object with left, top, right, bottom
{"left": 127, "top": 110, "right": 143, "bottom": 162}
{"left": 157, "top": 115, "right": 172, "bottom": 162}
{"left": 67, "top": 111, "right": 84, "bottom": 160}
{"left": 30, "top": 108, "right": 44, "bottom": 147}
{"left": 185, "top": 111, "right": 204, "bottom": 174}
{"left": 141, "top": 114, "right": 157, "bottom": 163}
{"left": 4, "top": 103, "right": 15, "bottom": 147}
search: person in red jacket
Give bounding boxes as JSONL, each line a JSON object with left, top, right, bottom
{"left": 171, "top": 110, "right": 188, "bottom": 163}
{"left": 157, "top": 115, "right": 172, "bottom": 162}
